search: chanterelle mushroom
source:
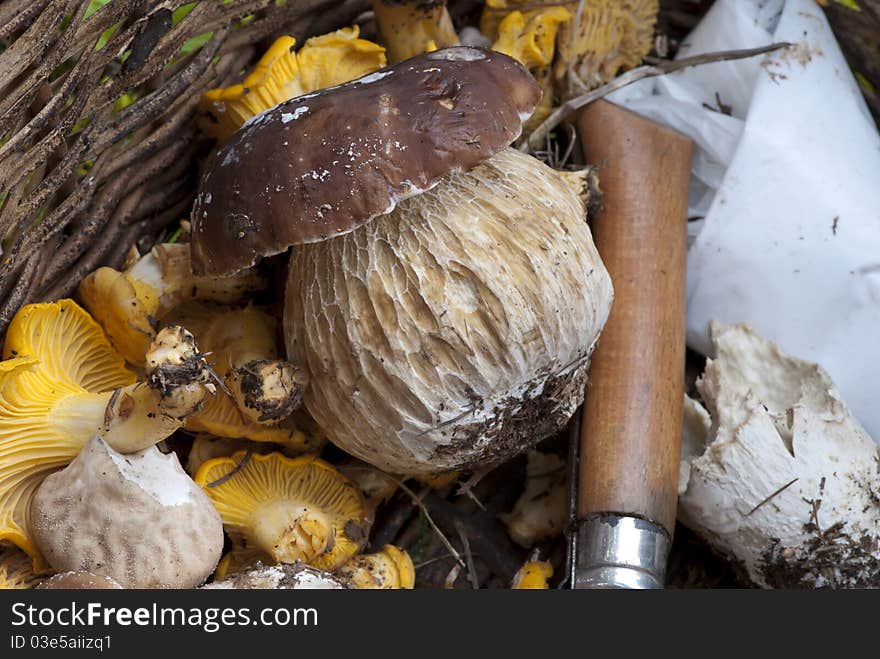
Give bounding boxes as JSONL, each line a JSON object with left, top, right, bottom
{"left": 195, "top": 452, "right": 371, "bottom": 572}
{"left": 79, "top": 242, "right": 265, "bottom": 367}
{"left": 372, "top": 0, "right": 460, "bottom": 63}
{"left": 190, "top": 48, "right": 613, "bottom": 477}
{"left": 335, "top": 545, "right": 415, "bottom": 589}
{"left": 0, "top": 301, "right": 215, "bottom": 567}
{"left": 31, "top": 436, "right": 223, "bottom": 589}
{"left": 481, "top": 0, "right": 659, "bottom": 94}
{"left": 198, "top": 27, "right": 387, "bottom": 143}
{"left": 0, "top": 544, "right": 42, "bottom": 589}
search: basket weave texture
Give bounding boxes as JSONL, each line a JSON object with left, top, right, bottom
{"left": 0, "top": 0, "right": 369, "bottom": 335}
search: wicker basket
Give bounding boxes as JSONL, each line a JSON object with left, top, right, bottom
{"left": 0, "top": 0, "right": 377, "bottom": 335}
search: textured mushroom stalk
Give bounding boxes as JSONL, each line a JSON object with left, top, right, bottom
{"left": 285, "top": 148, "right": 613, "bottom": 475}
{"left": 30, "top": 436, "right": 224, "bottom": 589}
{"left": 79, "top": 243, "right": 266, "bottom": 366}
{"left": 679, "top": 323, "right": 880, "bottom": 588}
{"left": 227, "top": 360, "right": 308, "bottom": 425}
{"left": 373, "top": 0, "right": 460, "bottom": 63}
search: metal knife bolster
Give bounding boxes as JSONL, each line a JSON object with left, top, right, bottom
{"left": 574, "top": 514, "right": 671, "bottom": 589}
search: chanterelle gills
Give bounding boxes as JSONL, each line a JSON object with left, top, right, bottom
{"left": 195, "top": 452, "right": 371, "bottom": 572}
{"left": 190, "top": 48, "right": 613, "bottom": 477}
{"left": 0, "top": 300, "right": 215, "bottom": 569}
{"left": 481, "top": 0, "right": 659, "bottom": 93}
{"left": 198, "top": 27, "right": 387, "bottom": 142}
{"left": 0, "top": 544, "right": 42, "bottom": 590}
{"left": 489, "top": 6, "right": 571, "bottom": 130}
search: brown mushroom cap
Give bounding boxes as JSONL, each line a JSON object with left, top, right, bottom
{"left": 190, "top": 46, "right": 542, "bottom": 276}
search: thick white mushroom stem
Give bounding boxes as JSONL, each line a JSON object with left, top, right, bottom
{"left": 227, "top": 360, "right": 308, "bottom": 425}
{"left": 373, "top": 0, "right": 460, "bottom": 63}
{"left": 249, "top": 502, "right": 331, "bottom": 564}
{"left": 54, "top": 327, "right": 216, "bottom": 454}
{"left": 679, "top": 323, "right": 880, "bottom": 588}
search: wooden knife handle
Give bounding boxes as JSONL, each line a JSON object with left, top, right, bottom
{"left": 575, "top": 100, "right": 692, "bottom": 536}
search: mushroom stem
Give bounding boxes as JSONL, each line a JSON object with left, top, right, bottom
{"left": 249, "top": 501, "right": 331, "bottom": 564}
{"left": 54, "top": 326, "right": 216, "bottom": 454}
{"left": 372, "top": 0, "right": 460, "bottom": 63}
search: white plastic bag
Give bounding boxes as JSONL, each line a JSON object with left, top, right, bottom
{"left": 608, "top": 0, "right": 880, "bottom": 441}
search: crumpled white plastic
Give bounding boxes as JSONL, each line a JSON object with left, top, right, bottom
{"left": 607, "top": 0, "right": 880, "bottom": 442}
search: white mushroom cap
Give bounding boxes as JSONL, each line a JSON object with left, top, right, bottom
{"left": 202, "top": 563, "right": 346, "bottom": 589}
{"left": 30, "top": 436, "right": 224, "bottom": 589}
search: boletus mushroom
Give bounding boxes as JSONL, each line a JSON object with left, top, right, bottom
{"left": 190, "top": 47, "right": 613, "bottom": 477}
{"left": 30, "top": 436, "right": 224, "bottom": 589}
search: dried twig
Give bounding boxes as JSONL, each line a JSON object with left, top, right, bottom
{"left": 389, "top": 477, "right": 465, "bottom": 568}
{"left": 454, "top": 518, "right": 480, "bottom": 589}
{"left": 746, "top": 478, "right": 799, "bottom": 517}
{"left": 522, "top": 42, "right": 793, "bottom": 152}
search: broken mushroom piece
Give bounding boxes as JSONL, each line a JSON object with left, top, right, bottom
{"left": 679, "top": 323, "right": 880, "bottom": 589}
{"left": 36, "top": 572, "right": 123, "bottom": 590}
{"left": 198, "top": 28, "right": 386, "bottom": 142}
{"left": 203, "top": 563, "right": 347, "bottom": 589}
{"left": 30, "top": 436, "right": 223, "bottom": 589}
{"left": 0, "top": 544, "right": 42, "bottom": 589}
{"left": 191, "top": 48, "right": 613, "bottom": 477}
{"left": 335, "top": 545, "right": 415, "bottom": 589}
{"left": 0, "top": 301, "right": 214, "bottom": 566}
{"left": 511, "top": 557, "right": 553, "bottom": 589}
{"left": 501, "top": 449, "right": 568, "bottom": 548}
{"left": 373, "top": 0, "right": 460, "bottom": 63}
{"left": 165, "top": 302, "right": 309, "bottom": 428}
{"left": 79, "top": 242, "right": 266, "bottom": 367}
{"left": 162, "top": 302, "right": 320, "bottom": 453}
{"left": 195, "top": 452, "right": 371, "bottom": 572}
